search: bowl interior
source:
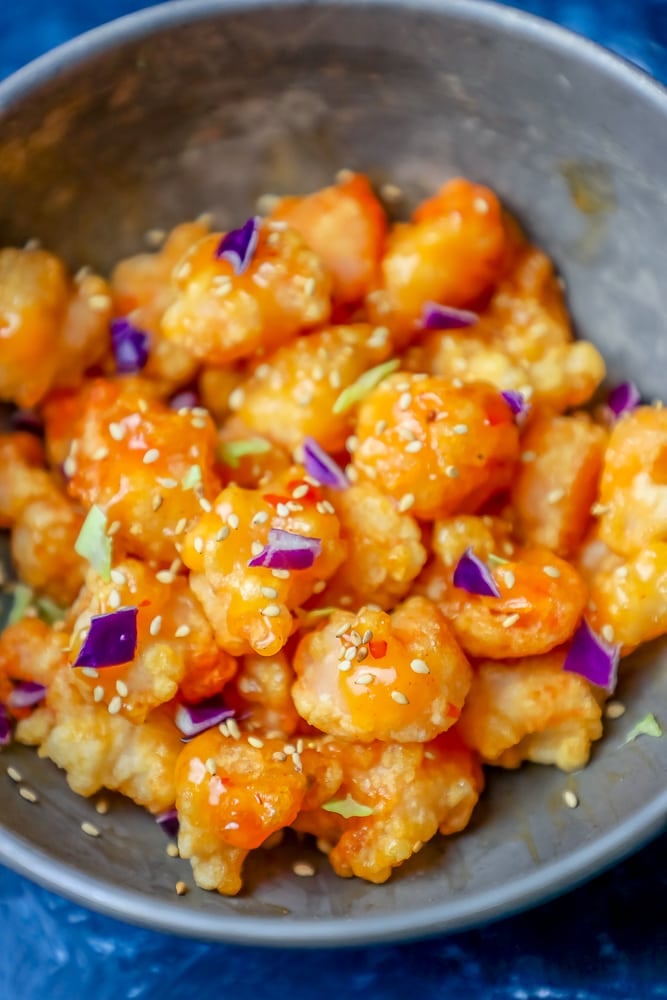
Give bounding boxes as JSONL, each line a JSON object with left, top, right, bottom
{"left": 0, "top": 0, "right": 666, "bottom": 945}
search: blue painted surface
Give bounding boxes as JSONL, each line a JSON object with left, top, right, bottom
{"left": 0, "top": 2, "right": 666, "bottom": 997}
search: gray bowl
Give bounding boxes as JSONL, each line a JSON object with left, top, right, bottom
{"left": 1, "top": 0, "right": 666, "bottom": 947}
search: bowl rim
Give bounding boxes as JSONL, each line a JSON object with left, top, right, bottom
{"left": 0, "top": 0, "right": 666, "bottom": 947}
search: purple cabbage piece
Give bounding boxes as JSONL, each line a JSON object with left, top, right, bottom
{"left": 453, "top": 547, "right": 501, "bottom": 598}
{"left": 607, "top": 381, "right": 640, "bottom": 419}
{"left": 7, "top": 681, "right": 47, "bottom": 709}
{"left": 421, "top": 301, "right": 479, "bottom": 330}
{"left": 247, "top": 528, "right": 322, "bottom": 570}
{"left": 302, "top": 437, "right": 349, "bottom": 489}
{"left": 175, "top": 700, "right": 236, "bottom": 738}
{"left": 214, "top": 216, "right": 260, "bottom": 275}
{"left": 73, "top": 607, "right": 138, "bottom": 668}
{"left": 563, "top": 619, "right": 619, "bottom": 692}
{"left": 501, "top": 389, "right": 530, "bottom": 421}
{"left": 0, "top": 704, "right": 11, "bottom": 747}
{"left": 155, "top": 808, "right": 180, "bottom": 838}
{"left": 110, "top": 317, "right": 150, "bottom": 374}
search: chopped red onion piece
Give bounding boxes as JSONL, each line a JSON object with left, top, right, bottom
{"left": 73, "top": 607, "right": 138, "bottom": 668}
{"left": 563, "top": 618, "right": 619, "bottom": 692}
{"left": 501, "top": 389, "right": 530, "bottom": 422}
{"left": 302, "top": 437, "right": 349, "bottom": 489}
{"left": 453, "top": 547, "right": 501, "bottom": 598}
{"left": 169, "top": 389, "right": 200, "bottom": 411}
{"left": 248, "top": 528, "right": 322, "bottom": 570}
{"left": 215, "top": 216, "right": 260, "bottom": 275}
{"left": 111, "top": 318, "right": 150, "bottom": 374}
{"left": 155, "top": 808, "right": 179, "bottom": 837}
{"left": 10, "top": 409, "right": 44, "bottom": 436}
{"left": 607, "top": 381, "right": 640, "bottom": 419}
{"left": 175, "top": 700, "right": 235, "bottom": 738}
{"left": 7, "top": 681, "right": 47, "bottom": 709}
{"left": 0, "top": 704, "right": 10, "bottom": 746}
{"left": 422, "top": 301, "right": 479, "bottom": 330}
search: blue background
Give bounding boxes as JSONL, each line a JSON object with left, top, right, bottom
{"left": 1, "top": 2, "right": 666, "bottom": 997}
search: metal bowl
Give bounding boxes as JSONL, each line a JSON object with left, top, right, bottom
{"left": 0, "top": 0, "right": 666, "bottom": 947}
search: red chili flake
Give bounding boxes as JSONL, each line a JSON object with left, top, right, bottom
{"left": 262, "top": 493, "right": 291, "bottom": 509}
{"left": 287, "top": 479, "right": 322, "bottom": 503}
{"left": 446, "top": 703, "right": 461, "bottom": 720}
{"left": 368, "top": 639, "right": 387, "bottom": 659}
{"left": 138, "top": 599, "right": 152, "bottom": 608}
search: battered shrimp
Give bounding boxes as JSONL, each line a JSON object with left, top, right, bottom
{"left": 181, "top": 470, "right": 345, "bottom": 656}
{"left": 111, "top": 221, "right": 209, "bottom": 391}
{"left": 458, "top": 652, "right": 603, "bottom": 772}
{"left": 292, "top": 597, "right": 471, "bottom": 742}
{"left": 69, "top": 559, "right": 236, "bottom": 723}
{"left": 269, "top": 172, "right": 387, "bottom": 306}
{"left": 175, "top": 729, "right": 307, "bottom": 895}
{"left": 0, "top": 247, "right": 110, "bottom": 407}
{"left": 352, "top": 375, "right": 519, "bottom": 519}
{"left": 161, "top": 222, "right": 331, "bottom": 365}
{"left": 232, "top": 323, "right": 392, "bottom": 454}
{"left": 367, "top": 178, "right": 505, "bottom": 345}
{"left": 295, "top": 732, "right": 483, "bottom": 883}
{"left": 27, "top": 665, "right": 182, "bottom": 812}
{"left": 588, "top": 542, "right": 667, "bottom": 652}
{"left": 0, "top": 433, "right": 55, "bottom": 527}
{"left": 224, "top": 651, "right": 299, "bottom": 736}
{"left": 67, "top": 379, "right": 220, "bottom": 564}
{"left": 597, "top": 406, "right": 667, "bottom": 557}
{"left": 415, "top": 545, "right": 587, "bottom": 658}
{"left": 318, "top": 481, "right": 427, "bottom": 610}
{"left": 511, "top": 412, "right": 608, "bottom": 558}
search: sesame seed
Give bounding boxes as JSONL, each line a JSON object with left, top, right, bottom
{"left": 108, "top": 588, "right": 121, "bottom": 609}
{"left": 81, "top": 820, "right": 100, "bottom": 837}
{"left": 521, "top": 451, "right": 536, "bottom": 463}
{"left": 108, "top": 696, "right": 122, "bottom": 715}
{"left": 251, "top": 511, "right": 269, "bottom": 526}
{"left": 261, "top": 586, "right": 279, "bottom": 599}
{"left": 95, "top": 798, "right": 109, "bottom": 815}
{"left": 166, "top": 843, "right": 179, "bottom": 858}
{"left": 547, "top": 488, "right": 565, "bottom": 504}
{"left": 129, "top": 524, "right": 142, "bottom": 536}
{"left": 591, "top": 502, "right": 610, "bottom": 516}
{"left": 445, "top": 465, "right": 460, "bottom": 479}
{"left": 110, "top": 569, "right": 127, "bottom": 585}
{"left": 291, "top": 483, "right": 309, "bottom": 500}
{"left": 152, "top": 494, "right": 164, "bottom": 512}
{"left": 157, "top": 477, "right": 178, "bottom": 489}
{"left": 191, "top": 418, "right": 208, "bottom": 430}
{"left": 272, "top": 750, "right": 287, "bottom": 762}
{"left": 453, "top": 423, "right": 469, "bottom": 435}
{"left": 251, "top": 540, "right": 264, "bottom": 556}
{"left": 543, "top": 566, "right": 561, "bottom": 579}
{"left": 410, "top": 658, "right": 430, "bottom": 674}
{"left": 338, "top": 660, "right": 353, "bottom": 672}
{"left": 293, "top": 861, "right": 315, "bottom": 878}
{"left": 354, "top": 672, "right": 374, "bottom": 685}
{"left": 605, "top": 700, "right": 626, "bottom": 719}
{"left": 375, "top": 419, "right": 388, "bottom": 435}
{"left": 502, "top": 570, "right": 516, "bottom": 589}
{"left": 276, "top": 502, "right": 290, "bottom": 518}
{"left": 391, "top": 690, "right": 410, "bottom": 705}
{"left": 156, "top": 570, "right": 174, "bottom": 584}
{"left": 292, "top": 752, "right": 303, "bottom": 772}
{"left": 271, "top": 568, "right": 290, "bottom": 580}
{"left": 6, "top": 766, "right": 22, "bottom": 783}
{"left": 216, "top": 525, "right": 231, "bottom": 541}
{"left": 349, "top": 630, "right": 362, "bottom": 646}
{"left": 398, "top": 493, "right": 415, "bottom": 512}
{"left": 398, "top": 391, "right": 412, "bottom": 411}
{"left": 405, "top": 440, "right": 423, "bottom": 454}
{"left": 228, "top": 513, "right": 240, "bottom": 530}
{"left": 361, "top": 629, "right": 373, "bottom": 644}
{"left": 562, "top": 790, "right": 579, "bottom": 809}
{"left": 80, "top": 666, "right": 99, "bottom": 679}
{"left": 92, "top": 446, "right": 110, "bottom": 461}
{"left": 248, "top": 736, "right": 264, "bottom": 749}
{"left": 283, "top": 743, "right": 296, "bottom": 755}
{"left": 175, "top": 881, "right": 188, "bottom": 896}
{"left": 601, "top": 624, "right": 615, "bottom": 643}
{"left": 346, "top": 465, "right": 359, "bottom": 483}
{"left": 193, "top": 536, "right": 204, "bottom": 554}
{"left": 313, "top": 580, "right": 326, "bottom": 594}
{"left": 329, "top": 370, "right": 342, "bottom": 389}
{"left": 116, "top": 680, "right": 129, "bottom": 698}
{"left": 108, "top": 520, "right": 121, "bottom": 535}
{"left": 109, "top": 422, "right": 126, "bottom": 441}
{"left": 502, "top": 613, "right": 520, "bottom": 628}
{"left": 228, "top": 388, "right": 245, "bottom": 411}
{"left": 175, "top": 625, "right": 191, "bottom": 638}
{"left": 63, "top": 455, "right": 77, "bottom": 477}
{"left": 143, "top": 448, "right": 160, "bottom": 465}
{"left": 93, "top": 685, "right": 105, "bottom": 702}
{"left": 344, "top": 646, "right": 357, "bottom": 661}
{"left": 261, "top": 604, "right": 281, "bottom": 617}
{"left": 205, "top": 757, "right": 217, "bottom": 774}
{"left": 19, "top": 787, "right": 38, "bottom": 804}
{"left": 227, "top": 718, "right": 241, "bottom": 740}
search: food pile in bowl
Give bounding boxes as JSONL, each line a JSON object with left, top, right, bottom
{"left": 0, "top": 173, "right": 662, "bottom": 896}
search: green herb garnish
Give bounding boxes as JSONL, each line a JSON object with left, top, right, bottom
{"left": 322, "top": 795, "right": 374, "bottom": 818}
{"left": 332, "top": 359, "right": 400, "bottom": 415}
